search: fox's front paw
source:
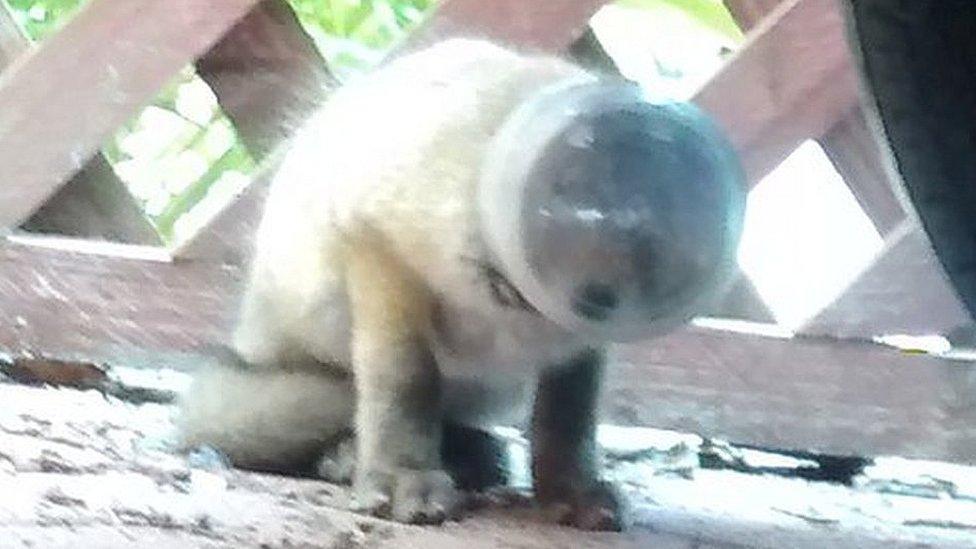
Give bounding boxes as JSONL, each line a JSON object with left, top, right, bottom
{"left": 539, "top": 480, "right": 627, "bottom": 531}
{"left": 352, "top": 467, "right": 462, "bottom": 525}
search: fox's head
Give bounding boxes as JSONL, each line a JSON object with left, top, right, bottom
{"left": 479, "top": 80, "right": 746, "bottom": 342}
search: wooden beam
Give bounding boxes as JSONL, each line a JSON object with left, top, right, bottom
{"left": 0, "top": 2, "right": 160, "bottom": 244}
{"left": 724, "top": 0, "right": 952, "bottom": 339}
{"left": 797, "top": 220, "right": 970, "bottom": 339}
{"left": 695, "top": 0, "right": 860, "bottom": 185}
{"left": 726, "top": 0, "right": 905, "bottom": 237}
{"left": 178, "top": 0, "right": 335, "bottom": 263}
{"left": 607, "top": 323, "right": 976, "bottom": 463}
{"left": 0, "top": 0, "right": 262, "bottom": 229}
{"left": 723, "top": 0, "right": 783, "bottom": 30}
{"left": 194, "top": 0, "right": 338, "bottom": 160}
{"left": 19, "top": 155, "right": 163, "bottom": 245}
{"left": 819, "top": 108, "right": 906, "bottom": 237}
{"left": 2, "top": 233, "right": 972, "bottom": 462}
{"left": 0, "top": 236, "right": 242, "bottom": 369}
{"left": 400, "top": 0, "right": 611, "bottom": 56}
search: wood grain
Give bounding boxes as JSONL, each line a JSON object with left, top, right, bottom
{"left": 0, "top": 0, "right": 262, "bottom": 228}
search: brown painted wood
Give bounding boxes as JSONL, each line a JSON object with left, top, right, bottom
{"left": 0, "top": 0, "right": 262, "bottom": 229}
{"left": 724, "top": 0, "right": 958, "bottom": 338}
{"left": 0, "top": 236, "right": 242, "bottom": 369}
{"left": 0, "top": 2, "right": 160, "bottom": 244}
{"left": 819, "top": 108, "right": 906, "bottom": 237}
{"left": 399, "top": 0, "right": 612, "bottom": 56}
{"left": 797, "top": 221, "right": 970, "bottom": 339}
{"left": 695, "top": 0, "right": 860, "bottom": 186}
{"left": 20, "top": 155, "right": 163, "bottom": 245}
{"left": 723, "top": 0, "right": 784, "bottom": 30}
{"left": 727, "top": 0, "right": 905, "bottom": 236}
{"left": 608, "top": 324, "right": 976, "bottom": 463}
{"left": 179, "top": 0, "right": 335, "bottom": 262}
{"left": 2, "top": 233, "right": 972, "bottom": 461}
{"left": 194, "top": 0, "right": 338, "bottom": 160}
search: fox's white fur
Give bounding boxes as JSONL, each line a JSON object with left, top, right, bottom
{"left": 179, "top": 39, "right": 623, "bottom": 528}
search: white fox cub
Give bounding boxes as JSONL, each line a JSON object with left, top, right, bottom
{"left": 177, "top": 39, "right": 745, "bottom": 530}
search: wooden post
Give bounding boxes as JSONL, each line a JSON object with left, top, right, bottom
{"left": 0, "top": 0, "right": 263, "bottom": 229}
{"left": 0, "top": 2, "right": 160, "bottom": 244}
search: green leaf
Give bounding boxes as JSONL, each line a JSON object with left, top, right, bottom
{"left": 616, "top": 0, "right": 744, "bottom": 42}
{"left": 152, "top": 143, "right": 254, "bottom": 241}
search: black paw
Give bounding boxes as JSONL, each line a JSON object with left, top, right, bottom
{"left": 539, "top": 480, "right": 628, "bottom": 531}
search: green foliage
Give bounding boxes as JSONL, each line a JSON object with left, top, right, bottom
{"left": 617, "top": 0, "right": 743, "bottom": 42}
{"left": 287, "top": 0, "right": 437, "bottom": 77}
{"left": 4, "top": 0, "right": 85, "bottom": 40}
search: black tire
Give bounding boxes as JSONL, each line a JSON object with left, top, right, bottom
{"left": 844, "top": 0, "right": 976, "bottom": 318}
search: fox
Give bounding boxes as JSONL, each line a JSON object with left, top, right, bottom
{"left": 177, "top": 38, "right": 744, "bottom": 531}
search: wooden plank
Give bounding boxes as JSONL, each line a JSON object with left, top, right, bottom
{"left": 178, "top": 0, "right": 335, "bottom": 262}
{"left": 20, "top": 155, "right": 163, "bottom": 245}
{"left": 0, "top": 2, "right": 160, "bottom": 244}
{"left": 725, "top": 0, "right": 950, "bottom": 339}
{"left": 797, "top": 220, "right": 970, "bottom": 339}
{"left": 399, "top": 0, "right": 612, "bottom": 56}
{"left": 194, "top": 0, "right": 338, "bottom": 159}
{"left": 2, "top": 233, "right": 973, "bottom": 462}
{"left": 704, "top": 274, "right": 774, "bottom": 323}
{"left": 0, "top": 0, "right": 262, "bottom": 229}
{"left": 723, "top": 0, "right": 783, "bottom": 30}
{"left": 607, "top": 323, "right": 976, "bottom": 463}
{"left": 694, "top": 0, "right": 860, "bottom": 185}
{"left": 819, "top": 108, "right": 906, "bottom": 237}
{"left": 727, "top": 0, "right": 905, "bottom": 236}
{"left": 0, "top": 236, "right": 242, "bottom": 369}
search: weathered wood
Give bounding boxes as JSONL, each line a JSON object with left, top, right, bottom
{"left": 819, "top": 107, "right": 906, "bottom": 237}
{"left": 4, "top": 233, "right": 975, "bottom": 462}
{"left": 0, "top": 2, "right": 160, "bottom": 244}
{"left": 0, "top": 236, "right": 242, "bottom": 369}
{"left": 194, "top": 0, "right": 338, "bottom": 160}
{"left": 178, "top": 0, "right": 334, "bottom": 261}
{"left": 12, "top": 383, "right": 974, "bottom": 548}
{"left": 723, "top": 0, "right": 783, "bottom": 30}
{"left": 705, "top": 275, "right": 775, "bottom": 323}
{"left": 725, "top": 0, "right": 952, "bottom": 338}
{"left": 20, "top": 155, "right": 163, "bottom": 245}
{"left": 608, "top": 323, "right": 976, "bottom": 463}
{"left": 695, "top": 0, "right": 860, "bottom": 185}
{"left": 797, "top": 220, "right": 970, "bottom": 339}
{"left": 727, "top": 0, "right": 904, "bottom": 237}
{"left": 0, "top": 0, "right": 262, "bottom": 229}
{"left": 400, "top": 0, "right": 612, "bottom": 56}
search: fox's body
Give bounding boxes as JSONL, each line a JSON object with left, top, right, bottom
{"left": 180, "top": 39, "right": 622, "bottom": 528}
{"left": 232, "top": 38, "right": 590, "bottom": 423}
{"left": 179, "top": 35, "right": 744, "bottom": 530}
